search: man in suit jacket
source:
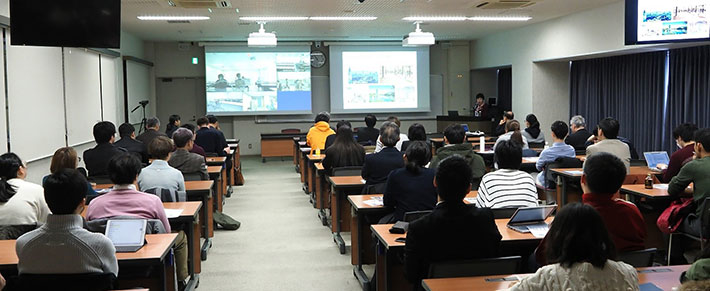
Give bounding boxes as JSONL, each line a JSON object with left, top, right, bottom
{"left": 135, "top": 117, "right": 167, "bottom": 149}
{"left": 356, "top": 114, "right": 379, "bottom": 146}
{"left": 565, "top": 115, "right": 593, "bottom": 151}
{"left": 195, "top": 117, "right": 227, "bottom": 156}
{"left": 361, "top": 122, "right": 405, "bottom": 191}
{"left": 585, "top": 117, "right": 631, "bottom": 171}
{"left": 114, "top": 123, "right": 148, "bottom": 164}
{"left": 169, "top": 128, "right": 209, "bottom": 180}
{"left": 404, "top": 156, "right": 502, "bottom": 287}
{"left": 83, "top": 121, "right": 126, "bottom": 178}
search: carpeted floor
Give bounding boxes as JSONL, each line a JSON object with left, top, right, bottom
{"left": 197, "top": 156, "right": 366, "bottom": 290}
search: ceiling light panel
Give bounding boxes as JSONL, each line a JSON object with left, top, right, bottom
{"left": 138, "top": 16, "right": 210, "bottom": 21}
{"left": 239, "top": 16, "right": 308, "bottom": 21}
{"left": 309, "top": 17, "right": 377, "bottom": 21}
{"left": 468, "top": 16, "right": 532, "bottom": 21}
{"left": 402, "top": 16, "right": 468, "bottom": 21}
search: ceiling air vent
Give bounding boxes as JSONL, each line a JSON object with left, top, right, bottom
{"left": 474, "top": 0, "right": 538, "bottom": 9}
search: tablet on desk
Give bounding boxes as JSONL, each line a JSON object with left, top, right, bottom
{"left": 105, "top": 219, "right": 147, "bottom": 252}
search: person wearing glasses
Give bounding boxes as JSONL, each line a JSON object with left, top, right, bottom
{"left": 0, "top": 153, "right": 51, "bottom": 225}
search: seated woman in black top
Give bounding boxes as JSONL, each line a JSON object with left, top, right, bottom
{"left": 382, "top": 141, "right": 437, "bottom": 222}
{"left": 400, "top": 123, "right": 428, "bottom": 152}
{"left": 322, "top": 125, "right": 365, "bottom": 176}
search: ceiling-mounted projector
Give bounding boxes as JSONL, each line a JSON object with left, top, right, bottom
{"left": 248, "top": 22, "right": 277, "bottom": 47}
{"left": 402, "top": 22, "right": 434, "bottom": 47}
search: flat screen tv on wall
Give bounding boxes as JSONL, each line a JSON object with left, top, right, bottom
{"left": 626, "top": 0, "right": 710, "bottom": 45}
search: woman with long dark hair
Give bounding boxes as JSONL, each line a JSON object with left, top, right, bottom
{"left": 382, "top": 140, "right": 436, "bottom": 222}
{"left": 165, "top": 114, "right": 181, "bottom": 138}
{"left": 322, "top": 125, "right": 365, "bottom": 175}
{"left": 494, "top": 120, "right": 529, "bottom": 150}
{"left": 522, "top": 114, "right": 545, "bottom": 144}
{"left": 0, "top": 153, "right": 50, "bottom": 225}
{"left": 401, "top": 123, "right": 427, "bottom": 152}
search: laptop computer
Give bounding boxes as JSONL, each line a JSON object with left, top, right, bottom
{"left": 644, "top": 151, "right": 670, "bottom": 171}
{"left": 506, "top": 205, "right": 556, "bottom": 233}
{"left": 105, "top": 219, "right": 147, "bottom": 252}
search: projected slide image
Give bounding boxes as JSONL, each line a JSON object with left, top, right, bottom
{"left": 205, "top": 51, "right": 311, "bottom": 113}
{"left": 638, "top": 0, "right": 709, "bottom": 42}
{"left": 342, "top": 51, "right": 418, "bottom": 109}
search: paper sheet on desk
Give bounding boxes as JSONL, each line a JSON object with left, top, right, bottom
{"left": 464, "top": 198, "right": 477, "bottom": 204}
{"left": 363, "top": 199, "right": 383, "bottom": 207}
{"left": 528, "top": 226, "right": 549, "bottom": 238}
{"left": 164, "top": 208, "right": 183, "bottom": 218}
{"left": 361, "top": 179, "right": 367, "bottom": 184}
{"left": 653, "top": 184, "right": 669, "bottom": 190}
{"left": 564, "top": 170, "right": 583, "bottom": 175}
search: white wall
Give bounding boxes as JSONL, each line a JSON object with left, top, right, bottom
{"left": 531, "top": 62, "right": 570, "bottom": 139}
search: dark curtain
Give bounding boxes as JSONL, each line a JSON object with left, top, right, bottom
{"left": 497, "top": 68, "right": 512, "bottom": 111}
{"left": 666, "top": 45, "right": 710, "bottom": 153}
{"left": 569, "top": 51, "right": 666, "bottom": 155}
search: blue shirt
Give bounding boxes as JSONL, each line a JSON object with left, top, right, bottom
{"left": 536, "top": 142, "right": 575, "bottom": 187}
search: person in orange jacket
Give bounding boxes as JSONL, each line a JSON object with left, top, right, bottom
{"left": 307, "top": 111, "right": 335, "bottom": 151}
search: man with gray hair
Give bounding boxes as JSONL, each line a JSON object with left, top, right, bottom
{"left": 169, "top": 128, "right": 209, "bottom": 180}
{"left": 136, "top": 117, "right": 168, "bottom": 151}
{"left": 565, "top": 115, "right": 593, "bottom": 151}
{"left": 361, "top": 121, "right": 405, "bottom": 192}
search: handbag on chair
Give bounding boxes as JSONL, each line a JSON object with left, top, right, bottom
{"left": 657, "top": 198, "right": 695, "bottom": 234}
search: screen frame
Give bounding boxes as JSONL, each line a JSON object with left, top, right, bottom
{"left": 625, "top": 0, "right": 710, "bottom": 45}
{"left": 204, "top": 45, "right": 313, "bottom": 116}
{"left": 328, "top": 45, "right": 431, "bottom": 114}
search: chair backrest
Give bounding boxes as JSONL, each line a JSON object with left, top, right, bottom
{"left": 544, "top": 156, "right": 584, "bottom": 188}
{"left": 617, "top": 248, "right": 657, "bottom": 267}
{"left": 363, "top": 145, "right": 376, "bottom": 154}
{"left": 88, "top": 175, "right": 112, "bottom": 185}
{"left": 331, "top": 166, "right": 363, "bottom": 177}
{"left": 428, "top": 256, "right": 522, "bottom": 279}
{"left": 492, "top": 208, "right": 518, "bottom": 219}
{"left": 14, "top": 273, "right": 115, "bottom": 291}
{"left": 143, "top": 187, "right": 186, "bottom": 202}
{"left": 86, "top": 217, "right": 167, "bottom": 234}
{"left": 0, "top": 224, "right": 37, "bottom": 240}
{"left": 281, "top": 128, "right": 301, "bottom": 134}
{"left": 575, "top": 149, "right": 587, "bottom": 156}
{"left": 528, "top": 142, "right": 544, "bottom": 149}
{"left": 182, "top": 172, "right": 205, "bottom": 181}
{"left": 699, "top": 197, "right": 710, "bottom": 239}
{"left": 403, "top": 210, "right": 432, "bottom": 223}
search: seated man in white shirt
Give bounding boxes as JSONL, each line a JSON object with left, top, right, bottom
{"left": 585, "top": 117, "right": 631, "bottom": 171}
{"left": 16, "top": 169, "right": 118, "bottom": 276}
{"left": 374, "top": 116, "right": 409, "bottom": 152}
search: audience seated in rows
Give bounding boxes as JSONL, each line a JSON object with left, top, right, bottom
{"left": 429, "top": 124, "right": 486, "bottom": 189}
{"left": 495, "top": 111, "right": 514, "bottom": 136}
{"left": 494, "top": 120, "right": 529, "bottom": 150}
{"left": 585, "top": 117, "right": 631, "bottom": 171}
{"left": 16, "top": 169, "right": 118, "bottom": 276}
{"left": 195, "top": 117, "right": 228, "bottom": 156}
{"left": 361, "top": 122, "right": 404, "bottom": 192}
{"left": 83, "top": 121, "right": 126, "bottom": 178}
{"left": 382, "top": 141, "right": 436, "bottom": 222}
{"left": 135, "top": 117, "right": 168, "bottom": 150}
{"left": 400, "top": 123, "right": 427, "bottom": 153}
{"left": 86, "top": 153, "right": 189, "bottom": 283}
{"left": 565, "top": 115, "right": 592, "bottom": 151}
{"left": 181, "top": 123, "right": 207, "bottom": 157}
{"left": 522, "top": 114, "right": 545, "bottom": 145}
{"left": 0, "top": 153, "right": 50, "bottom": 225}
{"left": 137, "top": 136, "right": 186, "bottom": 194}
{"left": 306, "top": 111, "right": 335, "bottom": 151}
{"left": 659, "top": 123, "right": 698, "bottom": 183}
{"left": 669, "top": 128, "right": 710, "bottom": 239}
{"left": 169, "top": 128, "right": 209, "bottom": 180}
{"left": 322, "top": 125, "right": 365, "bottom": 176}
{"left": 477, "top": 140, "right": 538, "bottom": 209}
{"left": 404, "top": 156, "right": 502, "bottom": 288}
{"left": 207, "top": 115, "right": 231, "bottom": 156}
{"left": 356, "top": 114, "right": 379, "bottom": 146}
{"left": 324, "top": 120, "right": 352, "bottom": 150}
{"left": 375, "top": 116, "right": 409, "bottom": 153}
{"left": 42, "top": 147, "right": 98, "bottom": 201}
{"left": 514, "top": 203, "right": 638, "bottom": 291}
{"left": 165, "top": 114, "right": 181, "bottom": 138}
{"left": 536, "top": 121, "right": 576, "bottom": 188}
{"left": 114, "top": 123, "right": 148, "bottom": 164}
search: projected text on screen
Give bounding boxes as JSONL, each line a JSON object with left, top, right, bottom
{"left": 205, "top": 51, "right": 311, "bottom": 114}
{"left": 342, "top": 51, "right": 418, "bottom": 110}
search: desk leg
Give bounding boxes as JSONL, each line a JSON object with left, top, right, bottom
{"left": 376, "top": 242, "right": 386, "bottom": 291}
{"left": 313, "top": 171, "right": 321, "bottom": 208}
{"left": 192, "top": 219, "right": 201, "bottom": 274}
{"left": 300, "top": 153, "right": 306, "bottom": 183}
{"left": 352, "top": 208, "right": 372, "bottom": 291}
{"left": 318, "top": 179, "right": 330, "bottom": 226}
{"left": 308, "top": 162, "right": 315, "bottom": 194}
{"left": 164, "top": 249, "right": 178, "bottom": 291}
{"left": 560, "top": 177, "right": 568, "bottom": 206}
{"left": 332, "top": 189, "right": 346, "bottom": 254}
{"left": 201, "top": 194, "right": 214, "bottom": 261}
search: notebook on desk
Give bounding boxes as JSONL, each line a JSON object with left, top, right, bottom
{"left": 507, "top": 205, "right": 556, "bottom": 234}
{"left": 105, "top": 219, "right": 147, "bottom": 252}
{"left": 644, "top": 151, "right": 670, "bottom": 172}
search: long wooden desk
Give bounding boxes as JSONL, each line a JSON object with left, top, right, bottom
{"left": 261, "top": 132, "right": 306, "bottom": 161}
{"left": 314, "top": 162, "right": 330, "bottom": 226}
{"left": 163, "top": 202, "right": 202, "bottom": 290}
{"left": 0, "top": 233, "right": 179, "bottom": 291}
{"left": 347, "top": 192, "right": 478, "bottom": 290}
{"left": 328, "top": 176, "right": 366, "bottom": 254}
{"left": 550, "top": 166, "right": 658, "bottom": 206}
{"left": 306, "top": 154, "right": 325, "bottom": 196}
{"left": 421, "top": 265, "right": 688, "bottom": 291}
{"left": 207, "top": 165, "right": 225, "bottom": 212}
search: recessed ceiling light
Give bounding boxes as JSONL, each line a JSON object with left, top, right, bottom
{"left": 239, "top": 17, "right": 308, "bottom": 21}
{"left": 138, "top": 16, "right": 210, "bottom": 21}
{"left": 402, "top": 16, "right": 467, "bottom": 21}
{"left": 468, "top": 16, "right": 531, "bottom": 21}
{"left": 310, "top": 16, "right": 377, "bottom": 21}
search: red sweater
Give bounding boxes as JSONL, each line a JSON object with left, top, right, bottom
{"left": 662, "top": 144, "right": 695, "bottom": 183}
{"left": 582, "top": 193, "right": 646, "bottom": 252}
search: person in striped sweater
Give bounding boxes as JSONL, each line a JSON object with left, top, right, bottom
{"left": 476, "top": 140, "right": 539, "bottom": 209}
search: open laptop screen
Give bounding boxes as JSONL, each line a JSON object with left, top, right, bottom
{"left": 106, "top": 219, "right": 146, "bottom": 246}
{"left": 644, "top": 151, "right": 670, "bottom": 169}
{"left": 509, "top": 206, "right": 556, "bottom": 224}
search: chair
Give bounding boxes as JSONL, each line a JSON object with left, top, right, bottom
{"left": 0, "top": 224, "right": 37, "bottom": 240}
{"left": 544, "top": 156, "right": 583, "bottom": 189}
{"left": 331, "top": 166, "right": 362, "bottom": 177}
{"left": 88, "top": 175, "right": 112, "bottom": 185}
{"left": 363, "top": 145, "right": 376, "bottom": 154}
{"left": 182, "top": 172, "right": 205, "bottom": 181}
{"left": 86, "top": 216, "right": 167, "bottom": 234}
{"left": 575, "top": 149, "right": 587, "bottom": 156}
{"left": 13, "top": 273, "right": 116, "bottom": 291}
{"left": 667, "top": 197, "right": 710, "bottom": 265}
{"left": 617, "top": 248, "right": 657, "bottom": 267}
{"left": 492, "top": 208, "right": 518, "bottom": 219}
{"left": 281, "top": 128, "right": 301, "bottom": 134}
{"left": 403, "top": 210, "right": 432, "bottom": 223}
{"left": 427, "top": 256, "right": 522, "bottom": 279}
{"left": 143, "top": 187, "right": 187, "bottom": 202}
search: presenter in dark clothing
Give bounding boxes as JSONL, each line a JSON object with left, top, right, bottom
{"left": 473, "top": 93, "right": 488, "bottom": 119}
{"left": 114, "top": 123, "right": 148, "bottom": 164}
{"left": 83, "top": 121, "right": 126, "bottom": 178}
{"left": 195, "top": 117, "right": 226, "bottom": 156}
{"left": 356, "top": 114, "right": 380, "bottom": 146}
{"left": 361, "top": 122, "right": 404, "bottom": 191}
{"left": 383, "top": 141, "right": 436, "bottom": 222}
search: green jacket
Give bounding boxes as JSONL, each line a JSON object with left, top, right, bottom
{"left": 668, "top": 156, "right": 710, "bottom": 216}
{"left": 429, "top": 143, "right": 486, "bottom": 181}
{"left": 684, "top": 258, "right": 710, "bottom": 282}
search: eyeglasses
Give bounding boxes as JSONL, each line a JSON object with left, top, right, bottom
{"left": 77, "top": 157, "right": 82, "bottom": 162}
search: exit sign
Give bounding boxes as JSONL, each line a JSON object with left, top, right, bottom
{"left": 192, "top": 57, "right": 198, "bottom": 65}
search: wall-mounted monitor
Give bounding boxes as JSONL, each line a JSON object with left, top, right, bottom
{"left": 626, "top": 0, "right": 710, "bottom": 45}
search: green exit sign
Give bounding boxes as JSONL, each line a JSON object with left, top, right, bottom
{"left": 192, "top": 57, "right": 199, "bottom": 65}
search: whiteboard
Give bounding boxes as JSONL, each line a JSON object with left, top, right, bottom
{"left": 64, "top": 49, "right": 102, "bottom": 146}
{"left": 7, "top": 39, "right": 66, "bottom": 161}
{"left": 126, "top": 61, "right": 152, "bottom": 124}
{"left": 101, "top": 55, "right": 120, "bottom": 125}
